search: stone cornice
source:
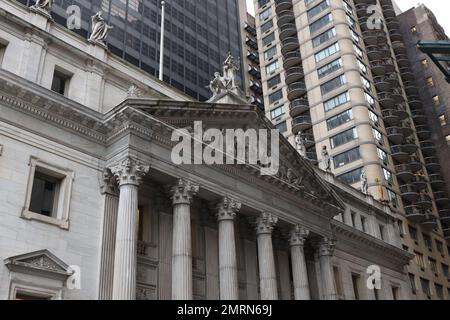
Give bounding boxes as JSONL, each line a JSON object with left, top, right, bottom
{"left": 331, "top": 220, "right": 414, "bottom": 270}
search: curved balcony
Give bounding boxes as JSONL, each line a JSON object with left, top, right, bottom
{"left": 385, "top": 17, "right": 400, "bottom": 30}
{"left": 403, "top": 139, "right": 418, "bottom": 154}
{"left": 400, "top": 184, "right": 419, "bottom": 202}
{"left": 283, "top": 51, "right": 302, "bottom": 69}
{"left": 289, "top": 98, "right": 309, "bottom": 117}
{"left": 382, "top": 109, "right": 400, "bottom": 126}
{"left": 279, "top": 23, "right": 297, "bottom": 40}
{"left": 405, "top": 205, "right": 425, "bottom": 223}
{"left": 370, "top": 60, "right": 386, "bottom": 76}
{"left": 439, "top": 208, "right": 450, "bottom": 220}
{"left": 300, "top": 132, "right": 315, "bottom": 148}
{"left": 408, "top": 156, "right": 423, "bottom": 173}
{"left": 392, "top": 41, "right": 407, "bottom": 55}
{"left": 395, "top": 54, "right": 410, "bottom": 68}
{"left": 390, "top": 31, "right": 403, "bottom": 42}
{"left": 287, "top": 82, "right": 306, "bottom": 100}
{"left": 291, "top": 115, "right": 312, "bottom": 134}
{"left": 420, "top": 141, "right": 436, "bottom": 156}
{"left": 400, "top": 124, "right": 414, "bottom": 138}
{"left": 382, "top": 4, "right": 396, "bottom": 18}
{"left": 281, "top": 37, "right": 300, "bottom": 55}
{"left": 387, "top": 127, "right": 404, "bottom": 145}
{"left": 277, "top": 10, "right": 295, "bottom": 27}
{"left": 356, "top": 4, "right": 370, "bottom": 17}
{"left": 285, "top": 67, "right": 304, "bottom": 85}
{"left": 411, "top": 110, "right": 427, "bottom": 124}
{"left": 378, "top": 92, "right": 394, "bottom": 108}
{"left": 415, "top": 125, "right": 431, "bottom": 140}
{"left": 366, "top": 45, "right": 382, "bottom": 60}
{"left": 387, "top": 73, "right": 400, "bottom": 88}
{"left": 421, "top": 217, "right": 438, "bottom": 232}
{"left": 429, "top": 174, "right": 445, "bottom": 189}
{"left": 400, "top": 68, "right": 415, "bottom": 81}
{"left": 415, "top": 194, "right": 433, "bottom": 210}
{"left": 275, "top": 0, "right": 292, "bottom": 14}
{"left": 374, "top": 76, "right": 390, "bottom": 91}
{"left": 412, "top": 175, "right": 428, "bottom": 191}
{"left": 391, "top": 89, "right": 404, "bottom": 104}
{"left": 391, "top": 146, "right": 409, "bottom": 163}
{"left": 379, "top": 45, "right": 391, "bottom": 58}
{"left": 424, "top": 157, "right": 440, "bottom": 172}
{"left": 444, "top": 228, "right": 450, "bottom": 241}
{"left": 363, "top": 30, "right": 378, "bottom": 45}
{"left": 434, "top": 191, "right": 450, "bottom": 207}
{"left": 395, "top": 107, "right": 408, "bottom": 121}
{"left": 395, "top": 164, "right": 414, "bottom": 183}
{"left": 382, "top": 59, "right": 395, "bottom": 73}
{"left": 408, "top": 96, "right": 423, "bottom": 109}
{"left": 404, "top": 81, "right": 419, "bottom": 95}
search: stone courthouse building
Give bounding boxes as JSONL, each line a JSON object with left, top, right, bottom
{"left": 0, "top": 0, "right": 413, "bottom": 300}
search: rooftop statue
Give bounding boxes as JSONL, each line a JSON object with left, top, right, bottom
{"left": 32, "top": 0, "right": 52, "bottom": 12}
{"left": 89, "top": 11, "right": 113, "bottom": 45}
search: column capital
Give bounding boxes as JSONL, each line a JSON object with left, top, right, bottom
{"left": 171, "top": 178, "right": 199, "bottom": 205}
{"left": 110, "top": 157, "right": 150, "bottom": 187}
{"left": 255, "top": 212, "right": 278, "bottom": 235}
{"left": 217, "top": 196, "right": 241, "bottom": 221}
{"left": 317, "top": 237, "right": 336, "bottom": 257}
{"left": 289, "top": 225, "right": 309, "bottom": 247}
{"left": 100, "top": 168, "right": 119, "bottom": 195}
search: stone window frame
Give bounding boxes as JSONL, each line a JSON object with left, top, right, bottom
{"left": 9, "top": 282, "right": 61, "bottom": 300}
{"left": 21, "top": 156, "right": 75, "bottom": 230}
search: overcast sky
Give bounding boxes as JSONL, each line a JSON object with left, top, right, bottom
{"left": 246, "top": 0, "right": 450, "bottom": 35}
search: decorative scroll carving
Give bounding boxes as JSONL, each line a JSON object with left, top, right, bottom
{"left": 171, "top": 178, "right": 199, "bottom": 205}
{"left": 216, "top": 196, "right": 242, "bottom": 221}
{"left": 255, "top": 212, "right": 278, "bottom": 235}
{"left": 289, "top": 225, "right": 309, "bottom": 247}
{"left": 110, "top": 157, "right": 149, "bottom": 187}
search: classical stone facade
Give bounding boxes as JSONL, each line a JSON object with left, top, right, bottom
{"left": 0, "top": 0, "right": 412, "bottom": 300}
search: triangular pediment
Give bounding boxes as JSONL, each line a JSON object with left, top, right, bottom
{"left": 4, "top": 250, "right": 72, "bottom": 278}
{"left": 120, "top": 100, "right": 345, "bottom": 215}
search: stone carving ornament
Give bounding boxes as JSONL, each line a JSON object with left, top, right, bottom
{"left": 32, "top": 0, "right": 52, "bottom": 12}
{"left": 110, "top": 157, "right": 150, "bottom": 187}
{"left": 217, "top": 196, "right": 242, "bottom": 221}
{"left": 360, "top": 169, "right": 368, "bottom": 195}
{"left": 295, "top": 132, "right": 307, "bottom": 158}
{"left": 321, "top": 146, "right": 331, "bottom": 172}
{"left": 89, "top": 11, "right": 113, "bottom": 44}
{"left": 255, "top": 212, "right": 278, "bottom": 235}
{"left": 208, "top": 52, "right": 241, "bottom": 98}
{"left": 289, "top": 225, "right": 309, "bottom": 247}
{"left": 171, "top": 178, "right": 200, "bottom": 205}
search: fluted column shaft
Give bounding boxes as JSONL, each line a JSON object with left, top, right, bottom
{"left": 290, "top": 225, "right": 310, "bottom": 300}
{"left": 318, "top": 238, "right": 338, "bottom": 300}
{"left": 217, "top": 197, "right": 241, "bottom": 300}
{"left": 110, "top": 157, "right": 149, "bottom": 300}
{"left": 171, "top": 179, "right": 199, "bottom": 300}
{"left": 255, "top": 212, "right": 278, "bottom": 300}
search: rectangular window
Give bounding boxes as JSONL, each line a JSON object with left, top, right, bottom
{"left": 378, "top": 148, "right": 388, "bottom": 163}
{"left": 337, "top": 167, "right": 362, "bottom": 185}
{"left": 0, "top": 41, "right": 7, "bottom": 66}
{"left": 321, "top": 74, "right": 346, "bottom": 95}
{"left": 269, "top": 89, "right": 283, "bottom": 104}
{"left": 310, "top": 13, "right": 333, "bottom": 33}
{"left": 327, "top": 109, "right": 353, "bottom": 130}
{"left": 442, "top": 264, "right": 449, "bottom": 278}
{"left": 330, "top": 127, "right": 357, "bottom": 148}
{"left": 324, "top": 91, "right": 349, "bottom": 112}
{"left": 264, "top": 46, "right": 277, "bottom": 61}
{"left": 409, "top": 273, "right": 417, "bottom": 294}
{"left": 436, "top": 241, "right": 444, "bottom": 255}
{"left": 333, "top": 147, "right": 361, "bottom": 168}
{"left": 435, "top": 284, "right": 444, "bottom": 299}
{"left": 22, "top": 157, "right": 74, "bottom": 230}
{"left": 315, "top": 42, "right": 340, "bottom": 63}
{"left": 259, "top": 7, "right": 272, "bottom": 20}
{"left": 261, "top": 20, "right": 273, "bottom": 33}
{"left": 270, "top": 105, "right": 284, "bottom": 119}
{"left": 307, "top": 0, "right": 330, "bottom": 19}
{"left": 265, "top": 60, "right": 279, "bottom": 75}
{"left": 391, "top": 287, "right": 399, "bottom": 300}
{"left": 423, "top": 234, "right": 432, "bottom": 250}
{"left": 263, "top": 32, "right": 275, "bottom": 46}
{"left": 379, "top": 225, "right": 385, "bottom": 241}
{"left": 420, "top": 278, "right": 431, "bottom": 297}
{"left": 429, "top": 258, "right": 438, "bottom": 274}
{"left": 361, "top": 216, "right": 368, "bottom": 233}
{"left": 51, "top": 69, "right": 72, "bottom": 96}
{"left": 312, "top": 28, "right": 336, "bottom": 48}
{"left": 318, "top": 58, "right": 343, "bottom": 78}
{"left": 351, "top": 274, "right": 361, "bottom": 300}
{"left": 333, "top": 266, "right": 344, "bottom": 299}
{"left": 409, "top": 226, "right": 418, "bottom": 240}
{"left": 267, "top": 74, "right": 281, "bottom": 88}
{"left": 439, "top": 115, "right": 446, "bottom": 126}
{"left": 373, "top": 128, "right": 384, "bottom": 144}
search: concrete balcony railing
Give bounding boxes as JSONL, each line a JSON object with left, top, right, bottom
{"left": 291, "top": 115, "right": 312, "bottom": 134}
{"left": 400, "top": 184, "right": 419, "bottom": 202}
{"left": 289, "top": 98, "right": 309, "bottom": 117}
{"left": 287, "top": 82, "right": 307, "bottom": 100}
{"left": 285, "top": 66, "right": 305, "bottom": 85}
{"left": 424, "top": 157, "right": 440, "bottom": 172}
{"left": 404, "top": 205, "right": 425, "bottom": 223}
{"left": 275, "top": 0, "right": 292, "bottom": 14}
{"left": 395, "top": 164, "right": 414, "bottom": 183}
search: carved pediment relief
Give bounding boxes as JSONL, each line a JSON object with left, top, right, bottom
{"left": 4, "top": 250, "right": 72, "bottom": 279}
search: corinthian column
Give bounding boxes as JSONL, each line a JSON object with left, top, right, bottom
{"left": 110, "top": 157, "right": 149, "bottom": 300}
{"left": 255, "top": 212, "right": 278, "bottom": 300}
{"left": 217, "top": 196, "right": 241, "bottom": 300}
{"left": 317, "top": 237, "right": 338, "bottom": 300}
{"left": 290, "top": 225, "right": 310, "bottom": 300}
{"left": 171, "top": 178, "right": 199, "bottom": 300}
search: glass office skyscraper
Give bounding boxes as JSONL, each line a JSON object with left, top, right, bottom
{"left": 17, "top": 0, "right": 244, "bottom": 101}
